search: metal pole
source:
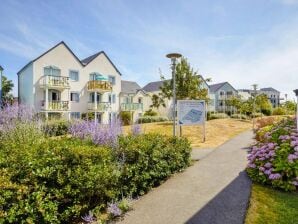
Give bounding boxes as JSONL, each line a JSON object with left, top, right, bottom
{"left": 252, "top": 84, "right": 257, "bottom": 130}
{"left": 172, "top": 58, "right": 177, "bottom": 137}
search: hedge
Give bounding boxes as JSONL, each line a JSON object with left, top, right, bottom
{"left": 230, "top": 114, "right": 248, "bottom": 120}
{"left": 209, "top": 113, "right": 230, "bottom": 120}
{"left": 0, "top": 134, "right": 191, "bottom": 223}
{"left": 42, "top": 120, "right": 70, "bottom": 136}
{"left": 137, "top": 116, "right": 168, "bottom": 124}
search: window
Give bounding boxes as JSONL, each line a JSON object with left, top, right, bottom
{"left": 109, "top": 76, "right": 116, "bottom": 85}
{"left": 69, "top": 70, "right": 79, "bottom": 81}
{"left": 90, "top": 93, "right": 101, "bottom": 103}
{"left": 109, "top": 94, "right": 116, "bottom": 104}
{"left": 44, "top": 66, "right": 61, "bottom": 76}
{"left": 70, "top": 92, "right": 79, "bottom": 102}
{"left": 138, "top": 97, "right": 143, "bottom": 104}
{"left": 71, "top": 112, "right": 80, "bottom": 119}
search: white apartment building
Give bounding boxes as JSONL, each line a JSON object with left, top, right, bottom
{"left": 17, "top": 41, "right": 130, "bottom": 123}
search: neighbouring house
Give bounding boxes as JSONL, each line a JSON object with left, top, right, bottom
{"left": 209, "top": 82, "right": 238, "bottom": 113}
{"left": 18, "top": 41, "right": 122, "bottom": 123}
{"left": 142, "top": 75, "right": 210, "bottom": 118}
{"left": 237, "top": 89, "right": 252, "bottom": 100}
{"left": 259, "top": 87, "right": 280, "bottom": 108}
{"left": 120, "top": 80, "right": 148, "bottom": 122}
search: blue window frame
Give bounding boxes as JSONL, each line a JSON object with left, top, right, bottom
{"left": 71, "top": 112, "right": 80, "bottom": 119}
{"left": 70, "top": 92, "right": 80, "bottom": 102}
{"left": 69, "top": 70, "right": 79, "bottom": 81}
{"left": 108, "top": 76, "right": 116, "bottom": 85}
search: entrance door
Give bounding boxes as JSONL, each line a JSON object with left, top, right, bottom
{"left": 96, "top": 113, "right": 102, "bottom": 123}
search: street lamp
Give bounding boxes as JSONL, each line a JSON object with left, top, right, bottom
{"left": 0, "top": 65, "right": 3, "bottom": 108}
{"left": 293, "top": 89, "right": 298, "bottom": 131}
{"left": 252, "top": 84, "right": 258, "bottom": 130}
{"left": 166, "top": 53, "right": 182, "bottom": 137}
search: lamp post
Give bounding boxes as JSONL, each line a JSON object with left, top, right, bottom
{"left": 293, "top": 89, "right": 298, "bottom": 131}
{"left": 0, "top": 65, "right": 3, "bottom": 108}
{"left": 166, "top": 53, "right": 182, "bottom": 137}
{"left": 252, "top": 84, "right": 258, "bottom": 130}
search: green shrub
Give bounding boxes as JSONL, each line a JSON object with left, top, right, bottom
{"left": 209, "top": 113, "right": 230, "bottom": 120}
{"left": 137, "top": 116, "right": 168, "bottom": 124}
{"left": 0, "top": 130, "right": 191, "bottom": 223}
{"left": 230, "top": 114, "right": 248, "bottom": 120}
{"left": 272, "top": 107, "right": 286, "bottom": 116}
{"left": 0, "top": 138, "right": 119, "bottom": 223}
{"left": 261, "top": 108, "right": 272, "bottom": 116}
{"left": 143, "top": 109, "right": 158, "bottom": 117}
{"left": 42, "top": 120, "right": 70, "bottom": 136}
{"left": 116, "top": 134, "right": 191, "bottom": 196}
{"left": 81, "top": 112, "right": 95, "bottom": 120}
{"left": 119, "top": 111, "right": 132, "bottom": 125}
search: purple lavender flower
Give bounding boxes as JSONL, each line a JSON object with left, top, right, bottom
{"left": 107, "top": 202, "right": 122, "bottom": 217}
{"left": 81, "top": 211, "right": 96, "bottom": 223}
{"left": 259, "top": 167, "right": 265, "bottom": 172}
{"left": 264, "top": 162, "right": 272, "bottom": 168}
{"left": 292, "top": 181, "right": 298, "bottom": 186}
{"left": 288, "top": 154, "right": 298, "bottom": 163}
{"left": 269, "top": 173, "right": 282, "bottom": 180}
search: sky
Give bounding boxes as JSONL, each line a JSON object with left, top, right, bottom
{"left": 0, "top": 0, "right": 298, "bottom": 99}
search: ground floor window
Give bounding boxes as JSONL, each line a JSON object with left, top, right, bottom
{"left": 71, "top": 112, "right": 80, "bottom": 119}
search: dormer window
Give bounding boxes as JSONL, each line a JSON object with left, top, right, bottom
{"left": 44, "top": 65, "right": 61, "bottom": 76}
{"left": 108, "top": 75, "right": 116, "bottom": 85}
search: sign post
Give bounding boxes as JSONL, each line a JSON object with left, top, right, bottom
{"left": 177, "top": 100, "right": 206, "bottom": 142}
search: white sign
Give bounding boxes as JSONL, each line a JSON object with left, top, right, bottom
{"left": 177, "top": 100, "right": 205, "bottom": 126}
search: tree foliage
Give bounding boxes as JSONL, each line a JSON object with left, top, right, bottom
{"left": 1, "top": 75, "right": 14, "bottom": 103}
{"left": 151, "top": 57, "right": 209, "bottom": 109}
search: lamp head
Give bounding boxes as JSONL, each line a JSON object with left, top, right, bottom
{"left": 252, "top": 84, "right": 258, "bottom": 91}
{"left": 166, "top": 53, "right": 182, "bottom": 59}
{"left": 293, "top": 89, "right": 298, "bottom": 97}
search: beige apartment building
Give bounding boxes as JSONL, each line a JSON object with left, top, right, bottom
{"left": 17, "top": 41, "right": 143, "bottom": 123}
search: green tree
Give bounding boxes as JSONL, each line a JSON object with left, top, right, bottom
{"left": 1, "top": 75, "right": 14, "bottom": 103}
{"left": 226, "top": 96, "right": 242, "bottom": 112}
{"left": 282, "top": 101, "right": 296, "bottom": 114}
{"left": 255, "top": 94, "right": 272, "bottom": 115}
{"left": 151, "top": 57, "right": 209, "bottom": 108}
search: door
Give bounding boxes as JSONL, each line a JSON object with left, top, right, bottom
{"left": 51, "top": 91, "right": 60, "bottom": 101}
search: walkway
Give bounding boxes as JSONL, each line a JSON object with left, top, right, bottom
{"left": 118, "top": 131, "right": 254, "bottom": 224}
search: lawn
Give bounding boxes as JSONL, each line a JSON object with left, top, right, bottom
{"left": 124, "top": 118, "right": 252, "bottom": 148}
{"left": 245, "top": 184, "right": 298, "bottom": 224}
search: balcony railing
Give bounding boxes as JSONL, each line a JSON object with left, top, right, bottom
{"left": 41, "top": 100, "right": 69, "bottom": 111}
{"left": 121, "top": 103, "right": 143, "bottom": 111}
{"left": 87, "top": 80, "right": 112, "bottom": 92}
{"left": 40, "top": 75, "right": 70, "bottom": 89}
{"left": 88, "top": 102, "right": 110, "bottom": 112}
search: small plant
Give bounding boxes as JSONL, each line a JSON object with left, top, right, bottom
{"left": 144, "top": 109, "right": 158, "bottom": 116}
{"left": 107, "top": 202, "right": 122, "bottom": 217}
{"left": 119, "top": 111, "right": 132, "bottom": 125}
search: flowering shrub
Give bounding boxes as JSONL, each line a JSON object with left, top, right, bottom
{"left": 69, "top": 119, "right": 122, "bottom": 147}
{"left": 247, "top": 118, "right": 298, "bottom": 191}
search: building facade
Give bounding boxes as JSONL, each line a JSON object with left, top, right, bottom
{"left": 259, "top": 87, "right": 280, "bottom": 108}
{"left": 209, "top": 82, "right": 238, "bottom": 113}
{"left": 18, "top": 41, "right": 122, "bottom": 123}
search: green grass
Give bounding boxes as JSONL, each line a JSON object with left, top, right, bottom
{"left": 245, "top": 184, "right": 298, "bottom": 224}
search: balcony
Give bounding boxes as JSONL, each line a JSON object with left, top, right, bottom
{"left": 41, "top": 100, "right": 69, "bottom": 111}
{"left": 40, "top": 75, "right": 70, "bottom": 89}
{"left": 88, "top": 102, "right": 110, "bottom": 112}
{"left": 121, "top": 103, "right": 143, "bottom": 111}
{"left": 87, "top": 80, "right": 112, "bottom": 92}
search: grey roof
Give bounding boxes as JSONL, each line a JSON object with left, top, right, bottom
{"left": 260, "top": 87, "right": 280, "bottom": 93}
{"left": 142, "top": 80, "right": 167, "bottom": 92}
{"left": 209, "top": 82, "right": 227, "bottom": 92}
{"left": 121, "top": 80, "right": 141, "bottom": 94}
{"left": 143, "top": 75, "right": 208, "bottom": 92}
{"left": 209, "top": 82, "right": 237, "bottom": 93}
{"left": 17, "top": 41, "right": 122, "bottom": 76}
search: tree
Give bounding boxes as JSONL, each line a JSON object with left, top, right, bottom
{"left": 151, "top": 57, "right": 209, "bottom": 109}
{"left": 226, "top": 96, "right": 242, "bottom": 113}
{"left": 255, "top": 94, "right": 272, "bottom": 115}
{"left": 282, "top": 101, "right": 296, "bottom": 114}
{"left": 1, "top": 75, "right": 14, "bottom": 103}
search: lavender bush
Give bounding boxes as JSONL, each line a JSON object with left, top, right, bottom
{"left": 69, "top": 119, "right": 122, "bottom": 148}
{"left": 247, "top": 117, "right": 298, "bottom": 191}
{"left": 131, "top": 123, "right": 142, "bottom": 135}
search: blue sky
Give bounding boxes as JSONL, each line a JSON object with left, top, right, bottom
{"left": 1, "top": 0, "right": 298, "bottom": 99}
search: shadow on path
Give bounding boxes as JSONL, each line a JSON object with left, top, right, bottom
{"left": 186, "top": 171, "right": 252, "bottom": 224}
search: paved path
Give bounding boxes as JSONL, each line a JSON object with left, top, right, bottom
{"left": 118, "top": 131, "right": 254, "bottom": 224}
